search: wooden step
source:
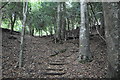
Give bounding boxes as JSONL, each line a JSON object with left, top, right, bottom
{"left": 50, "top": 60, "right": 63, "bottom": 62}
{"left": 49, "top": 62, "right": 67, "bottom": 65}
{"left": 49, "top": 58, "right": 65, "bottom": 61}
{"left": 42, "top": 71, "right": 65, "bottom": 75}
{"left": 54, "top": 60, "right": 63, "bottom": 62}
{"left": 46, "top": 68, "right": 64, "bottom": 71}
{"left": 47, "top": 65, "right": 64, "bottom": 69}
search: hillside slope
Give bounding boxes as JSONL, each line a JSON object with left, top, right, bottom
{"left": 2, "top": 28, "right": 108, "bottom": 78}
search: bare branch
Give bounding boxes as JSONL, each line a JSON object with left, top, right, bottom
{"left": 0, "top": 2, "right": 10, "bottom": 10}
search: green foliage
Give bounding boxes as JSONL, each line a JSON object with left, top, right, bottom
{"left": 1, "top": 2, "right": 80, "bottom": 35}
{"left": 2, "top": 2, "right": 23, "bottom": 32}
{"left": 89, "top": 2, "right": 103, "bottom": 22}
{"left": 1, "top": 2, "right": 102, "bottom": 36}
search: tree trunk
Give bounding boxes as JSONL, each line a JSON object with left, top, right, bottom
{"left": 67, "top": 18, "right": 70, "bottom": 31}
{"left": 19, "top": 2, "right": 28, "bottom": 68}
{"left": 55, "top": 2, "right": 61, "bottom": 42}
{"left": 61, "top": 2, "right": 66, "bottom": 40}
{"left": 11, "top": 22, "right": 14, "bottom": 33}
{"left": 0, "top": 2, "right": 9, "bottom": 10}
{"left": 29, "top": 26, "right": 34, "bottom": 36}
{"left": 103, "top": 2, "right": 120, "bottom": 78}
{"left": 66, "top": 18, "right": 70, "bottom": 38}
{"left": 0, "top": 2, "right": 2, "bottom": 28}
{"left": 71, "top": 17, "right": 74, "bottom": 30}
{"left": 0, "top": 3, "right": 2, "bottom": 79}
{"left": 100, "top": 3, "right": 105, "bottom": 36}
{"left": 29, "top": 26, "right": 32, "bottom": 35}
{"left": 39, "top": 29, "right": 40, "bottom": 37}
{"left": 78, "top": 0, "right": 91, "bottom": 61}
{"left": 40, "top": 29, "right": 42, "bottom": 36}
{"left": 31, "top": 28, "right": 34, "bottom": 36}
{"left": 10, "top": 13, "right": 16, "bottom": 34}
{"left": 53, "top": 16, "right": 57, "bottom": 41}
{"left": 45, "top": 30, "right": 48, "bottom": 36}
{"left": 118, "top": 2, "right": 120, "bottom": 78}
{"left": 49, "top": 26, "right": 53, "bottom": 36}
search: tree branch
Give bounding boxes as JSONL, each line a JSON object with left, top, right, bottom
{"left": 89, "top": 3, "right": 106, "bottom": 42}
{"left": 0, "top": 2, "right": 10, "bottom": 10}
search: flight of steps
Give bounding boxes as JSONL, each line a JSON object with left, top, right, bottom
{"left": 42, "top": 58, "right": 68, "bottom": 78}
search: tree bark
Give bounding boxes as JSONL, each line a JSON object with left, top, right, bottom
{"left": 0, "top": 2, "right": 9, "bottom": 10}
{"left": 67, "top": 18, "right": 70, "bottom": 31}
{"left": 78, "top": 0, "right": 91, "bottom": 61}
{"left": 55, "top": 2, "right": 61, "bottom": 42}
{"left": 31, "top": 28, "right": 34, "bottom": 36}
{"left": 49, "top": 26, "right": 53, "bottom": 36}
{"left": 100, "top": 4, "right": 105, "bottom": 36}
{"left": 40, "top": 29, "right": 42, "bottom": 37}
{"left": 19, "top": 2, "right": 28, "bottom": 68}
{"left": 10, "top": 13, "right": 16, "bottom": 33}
{"left": 0, "top": 3, "right": 2, "bottom": 79}
{"left": 89, "top": 3, "right": 106, "bottom": 42}
{"left": 103, "top": 2, "right": 120, "bottom": 78}
{"left": 61, "top": 2, "right": 66, "bottom": 40}
{"left": 0, "top": 2, "right": 2, "bottom": 28}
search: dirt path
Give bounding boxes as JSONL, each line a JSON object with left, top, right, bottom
{"left": 2, "top": 29, "right": 108, "bottom": 78}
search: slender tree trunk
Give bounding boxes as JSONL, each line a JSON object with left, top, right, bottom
{"left": 100, "top": 4, "right": 105, "bottom": 36}
{"left": 11, "top": 22, "right": 15, "bottom": 33}
{"left": 0, "top": 2, "right": 9, "bottom": 10}
{"left": 118, "top": 2, "right": 120, "bottom": 78}
{"left": 78, "top": 0, "right": 91, "bottom": 61}
{"left": 89, "top": 3, "right": 106, "bottom": 41}
{"left": 66, "top": 18, "right": 70, "bottom": 38}
{"left": 53, "top": 16, "right": 57, "bottom": 41}
{"left": 0, "top": 3, "right": 2, "bottom": 79}
{"left": 19, "top": 2, "right": 28, "bottom": 68}
{"left": 10, "top": 13, "right": 16, "bottom": 34}
{"left": 29, "top": 26, "right": 32, "bottom": 35}
{"left": 61, "top": 2, "right": 66, "bottom": 40}
{"left": 45, "top": 30, "right": 48, "bottom": 36}
{"left": 40, "top": 29, "right": 42, "bottom": 36}
{"left": 39, "top": 29, "right": 40, "bottom": 37}
{"left": 71, "top": 17, "right": 74, "bottom": 30}
{"left": 0, "top": 2, "right": 2, "bottom": 28}
{"left": 31, "top": 28, "right": 34, "bottom": 36}
{"left": 67, "top": 18, "right": 70, "bottom": 31}
{"left": 100, "top": 13, "right": 105, "bottom": 36}
{"left": 55, "top": 2, "right": 61, "bottom": 42}
{"left": 49, "top": 26, "right": 53, "bottom": 36}
{"left": 29, "top": 26, "right": 34, "bottom": 36}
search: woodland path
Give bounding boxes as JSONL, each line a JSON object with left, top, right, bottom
{"left": 2, "top": 28, "right": 108, "bottom": 78}
{"left": 42, "top": 55, "right": 67, "bottom": 78}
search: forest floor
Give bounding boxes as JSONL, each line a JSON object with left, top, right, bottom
{"left": 2, "top": 28, "right": 108, "bottom": 78}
